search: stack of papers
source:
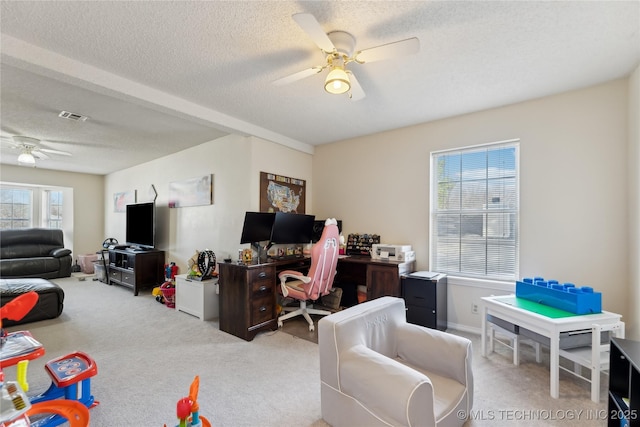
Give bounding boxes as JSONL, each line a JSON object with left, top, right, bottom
{"left": 409, "top": 271, "right": 441, "bottom": 279}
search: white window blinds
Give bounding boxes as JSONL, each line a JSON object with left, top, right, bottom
{"left": 430, "top": 140, "right": 519, "bottom": 280}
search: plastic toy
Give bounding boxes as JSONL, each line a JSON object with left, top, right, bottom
{"left": 187, "top": 250, "right": 217, "bottom": 280}
{"left": 165, "top": 376, "right": 211, "bottom": 427}
{"left": 153, "top": 286, "right": 165, "bottom": 303}
{"left": 0, "top": 292, "right": 97, "bottom": 427}
{"left": 160, "top": 282, "right": 176, "bottom": 308}
{"left": 27, "top": 400, "right": 90, "bottom": 427}
{"left": 1, "top": 292, "right": 39, "bottom": 341}
{"left": 165, "top": 262, "right": 179, "bottom": 280}
{"left": 517, "top": 277, "right": 602, "bottom": 314}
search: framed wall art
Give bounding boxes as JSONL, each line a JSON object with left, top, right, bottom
{"left": 259, "top": 171, "right": 305, "bottom": 214}
{"left": 114, "top": 190, "right": 136, "bottom": 213}
{"left": 169, "top": 174, "right": 213, "bottom": 208}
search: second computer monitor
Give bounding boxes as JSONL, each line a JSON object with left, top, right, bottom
{"left": 240, "top": 212, "right": 275, "bottom": 245}
{"left": 269, "top": 212, "right": 315, "bottom": 245}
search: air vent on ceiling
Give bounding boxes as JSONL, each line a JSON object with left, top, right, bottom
{"left": 58, "top": 111, "right": 90, "bottom": 122}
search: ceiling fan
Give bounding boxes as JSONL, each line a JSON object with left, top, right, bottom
{"left": 274, "top": 13, "right": 420, "bottom": 100}
{"left": 1, "top": 135, "right": 72, "bottom": 166}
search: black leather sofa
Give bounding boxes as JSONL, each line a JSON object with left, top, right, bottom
{"left": 0, "top": 228, "right": 72, "bottom": 279}
{"left": 0, "top": 278, "right": 65, "bottom": 326}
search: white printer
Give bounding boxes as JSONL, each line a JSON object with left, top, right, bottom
{"left": 370, "top": 244, "right": 415, "bottom": 262}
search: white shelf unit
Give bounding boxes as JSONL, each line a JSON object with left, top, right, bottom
{"left": 175, "top": 274, "right": 219, "bottom": 321}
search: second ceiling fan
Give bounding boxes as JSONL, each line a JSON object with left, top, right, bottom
{"left": 1, "top": 135, "right": 72, "bottom": 166}
{"left": 274, "top": 13, "right": 420, "bottom": 101}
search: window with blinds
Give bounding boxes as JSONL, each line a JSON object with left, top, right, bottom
{"left": 430, "top": 140, "right": 519, "bottom": 281}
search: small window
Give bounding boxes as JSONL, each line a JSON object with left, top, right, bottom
{"left": 45, "top": 190, "right": 63, "bottom": 229}
{"left": 0, "top": 187, "right": 33, "bottom": 229}
{"left": 430, "top": 140, "right": 519, "bottom": 281}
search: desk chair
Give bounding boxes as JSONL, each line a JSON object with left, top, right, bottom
{"left": 558, "top": 321, "right": 625, "bottom": 402}
{"left": 488, "top": 322, "right": 541, "bottom": 365}
{"left": 277, "top": 218, "right": 339, "bottom": 331}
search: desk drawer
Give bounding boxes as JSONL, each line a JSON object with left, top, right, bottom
{"left": 251, "top": 294, "right": 273, "bottom": 326}
{"left": 406, "top": 304, "right": 437, "bottom": 329}
{"left": 403, "top": 279, "right": 436, "bottom": 309}
{"left": 249, "top": 268, "right": 274, "bottom": 285}
{"left": 251, "top": 280, "right": 273, "bottom": 295}
{"left": 519, "top": 327, "right": 610, "bottom": 349}
{"left": 121, "top": 270, "right": 135, "bottom": 285}
{"left": 487, "top": 315, "right": 519, "bottom": 334}
{"left": 109, "top": 269, "right": 121, "bottom": 282}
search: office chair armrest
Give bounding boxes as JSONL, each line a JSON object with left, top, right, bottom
{"left": 338, "top": 344, "right": 436, "bottom": 426}
{"left": 278, "top": 270, "right": 311, "bottom": 298}
{"left": 278, "top": 270, "right": 312, "bottom": 283}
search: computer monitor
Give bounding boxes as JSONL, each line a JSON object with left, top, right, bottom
{"left": 311, "top": 219, "right": 342, "bottom": 243}
{"left": 240, "top": 212, "right": 275, "bottom": 247}
{"left": 269, "top": 212, "right": 315, "bottom": 246}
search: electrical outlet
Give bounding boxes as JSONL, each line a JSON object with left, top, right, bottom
{"left": 471, "top": 303, "right": 479, "bottom": 314}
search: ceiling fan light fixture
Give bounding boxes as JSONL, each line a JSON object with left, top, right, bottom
{"left": 17, "top": 152, "right": 36, "bottom": 165}
{"left": 324, "top": 66, "right": 351, "bottom": 95}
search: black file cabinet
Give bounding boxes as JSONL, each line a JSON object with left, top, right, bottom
{"left": 401, "top": 273, "right": 447, "bottom": 331}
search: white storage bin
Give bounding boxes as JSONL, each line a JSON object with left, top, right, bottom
{"left": 175, "top": 274, "right": 219, "bottom": 321}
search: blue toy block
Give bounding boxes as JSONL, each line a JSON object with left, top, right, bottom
{"left": 516, "top": 277, "right": 602, "bottom": 314}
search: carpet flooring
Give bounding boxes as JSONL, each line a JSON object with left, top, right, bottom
{"left": 2, "top": 274, "right": 612, "bottom": 426}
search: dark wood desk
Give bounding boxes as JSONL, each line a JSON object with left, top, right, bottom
{"left": 333, "top": 256, "right": 415, "bottom": 304}
{"left": 218, "top": 256, "right": 415, "bottom": 341}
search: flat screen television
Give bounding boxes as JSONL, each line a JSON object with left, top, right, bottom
{"left": 126, "top": 202, "right": 155, "bottom": 250}
{"left": 269, "top": 212, "right": 315, "bottom": 246}
{"left": 311, "top": 219, "right": 342, "bottom": 242}
{"left": 240, "top": 212, "right": 275, "bottom": 247}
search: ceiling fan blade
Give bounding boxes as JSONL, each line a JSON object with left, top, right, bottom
{"left": 40, "top": 147, "right": 72, "bottom": 156}
{"left": 273, "top": 66, "right": 323, "bottom": 86}
{"left": 347, "top": 71, "right": 366, "bottom": 101}
{"left": 12, "top": 136, "right": 40, "bottom": 146}
{"left": 1, "top": 137, "right": 19, "bottom": 148}
{"left": 355, "top": 37, "right": 420, "bottom": 64}
{"left": 292, "top": 13, "right": 336, "bottom": 53}
{"left": 32, "top": 150, "right": 50, "bottom": 160}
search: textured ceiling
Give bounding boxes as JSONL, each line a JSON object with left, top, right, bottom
{"left": 1, "top": 1, "right": 639, "bottom": 175}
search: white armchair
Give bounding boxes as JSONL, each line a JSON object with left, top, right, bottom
{"left": 318, "top": 297, "right": 473, "bottom": 427}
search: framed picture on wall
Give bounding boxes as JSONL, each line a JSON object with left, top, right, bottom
{"left": 168, "top": 174, "right": 213, "bottom": 208}
{"left": 259, "top": 171, "right": 305, "bottom": 213}
{"left": 114, "top": 190, "right": 136, "bottom": 213}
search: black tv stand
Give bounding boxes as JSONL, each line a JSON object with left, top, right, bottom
{"left": 108, "top": 247, "right": 165, "bottom": 295}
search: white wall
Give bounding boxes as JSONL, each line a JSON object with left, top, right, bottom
{"left": 313, "top": 78, "right": 631, "bottom": 332}
{"left": 0, "top": 165, "right": 104, "bottom": 257}
{"left": 5, "top": 78, "right": 631, "bottom": 335}
{"left": 104, "top": 135, "right": 313, "bottom": 275}
{"left": 628, "top": 65, "right": 640, "bottom": 340}
{"left": 249, "top": 137, "right": 314, "bottom": 214}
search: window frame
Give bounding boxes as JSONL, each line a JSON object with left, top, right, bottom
{"left": 0, "top": 183, "right": 67, "bottom": 230}
{"left": 0, "top": 185, "right": 35, "bottom": 229}
{"left": 429, "top": 139, "right": 520, "bottom": 282}
{"left": 44, "top": 189, "right": 64, "bottom": 229}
